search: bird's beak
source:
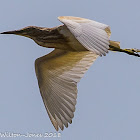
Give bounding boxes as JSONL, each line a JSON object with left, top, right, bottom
{"left": 1, "top": 29, "right": 24, "bottom": 35}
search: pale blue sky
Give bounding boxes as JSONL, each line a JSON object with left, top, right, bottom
{"left": 0, "top": 0, "right": 140, "bottom": 140}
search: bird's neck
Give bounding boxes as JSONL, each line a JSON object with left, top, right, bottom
{"left": 31, "top": 26, "right": 68, "bottom": 49}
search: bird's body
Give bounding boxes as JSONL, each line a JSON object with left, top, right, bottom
{"left": 32, "top": 25, "right": 87, "bottom": 51}
{"left": 1, "top": 16, "right": 140, "bottom": 131}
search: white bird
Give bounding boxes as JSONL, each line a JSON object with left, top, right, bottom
{"left": 1, "top": 16, "right": 140, "bottom": 131}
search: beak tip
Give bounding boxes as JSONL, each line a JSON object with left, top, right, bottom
{"left": 0, "top": 32, "right": 5, "bottom": 34}
{"left": 0, "top": 31, "right": 11, "bottom": 34}
{"left": 0, "top": 31, "right": 19, "bottom": 35}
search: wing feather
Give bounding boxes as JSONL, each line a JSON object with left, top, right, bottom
{"left": 58, "top": 16, "right": 111, "bottom": 56}
{"left": 35, "top": 49, "right": 98, "bottom": 130}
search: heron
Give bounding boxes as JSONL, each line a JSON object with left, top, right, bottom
{"left": 1, "top": 16, "right": 140, "bottom": 131}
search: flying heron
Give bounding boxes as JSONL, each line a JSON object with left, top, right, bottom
{"left": 1, "top": 16, "right": 140, "bottom": 131}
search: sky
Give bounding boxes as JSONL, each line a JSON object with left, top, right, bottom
{"left": 0, "top": 0, "right": 140, "bottom": 140}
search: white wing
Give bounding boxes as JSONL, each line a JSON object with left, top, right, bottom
{"left": 35, "top": 49, "right": 98, "bottom": 131}
{"left": 58, "top": 16, "right": 111, "bottom": 56}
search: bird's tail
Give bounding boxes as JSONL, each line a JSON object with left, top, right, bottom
{"left": 109, "top": 40, "right": 140, "bottom": 57}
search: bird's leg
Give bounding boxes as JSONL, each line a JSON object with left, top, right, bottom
{"left": 109, "top": 46, "right": 140, "bottom": 57}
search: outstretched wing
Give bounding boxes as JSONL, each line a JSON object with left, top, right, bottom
{"left": 58, "top": 16, "right": 111, "bottom": 56}
{"left": 35, "top": 49, "right": 98, "bottom": 131}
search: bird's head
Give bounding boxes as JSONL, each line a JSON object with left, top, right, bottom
{"left": 1, "top": 26, "right": 44, "bottom": 39}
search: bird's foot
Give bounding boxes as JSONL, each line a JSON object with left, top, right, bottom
{"left": 123, "top": 48, "right": 140, "bottom": 57}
